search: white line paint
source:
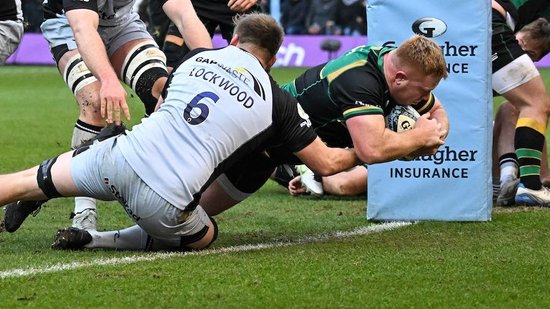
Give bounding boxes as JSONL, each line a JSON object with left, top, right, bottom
{"left": 0, "top": 221, "right": 413, "bottom": 279}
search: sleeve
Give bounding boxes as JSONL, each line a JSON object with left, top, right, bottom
{"left": 332, "top": 68, "right": 386, "bottom": 121}
{"left": 413, "top": 92, "right": 436, "bottom": 115}
{"left": 270, "top": 81, "right": 317, "bottom": 154}
{"left": 63, "top": 0, "right": 98, "bottom": 12}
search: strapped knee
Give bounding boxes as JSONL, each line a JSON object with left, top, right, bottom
{"left": 37, "top": 156, "right": 63, "bottom": 199}
{"left": 63, "top": 54, "right": 98, "bottom": 95}
{"left": 120, "top": 42, "right": 168, "bottom": 115}
{"left": 179, "top": 216, "right": 219, "bottom": 250}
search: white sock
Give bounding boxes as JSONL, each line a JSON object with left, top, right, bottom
{"left": 72, "top": 121, "right": 102, "bottom": 213}
{"left": 86, "top": 225, "right": 149, "bottom": 250}
{"left": 74, "top": 197, "right": 97, "bottom": 213}
{"left": 500, "top": 163, "right": 518, "bottom": 186}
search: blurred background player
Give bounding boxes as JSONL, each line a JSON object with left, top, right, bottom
{"left": 492, "top": 0, "right": 550, "bottom": 206}
{"left": 0, "top": 0, "right": 23, "bottom": 64}
{"left": 3, "top": 0, "right": 212, "bottom": 233}
{"left": 493, "top": 17, "right": 550, "bottom": 205}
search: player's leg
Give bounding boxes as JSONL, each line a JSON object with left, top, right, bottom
{"left": 57, "top": 49, "right": 105, "bottom": 229}
{"left": 107, "top": 15, "right": 169, "bottom": 117}
{"left": 495, "top": 69, "right": 550, "bottom": 206}
{"left": 321, "top": 165, "right": 367, "bottom": 196}
{"left": 492, "top": 9, "right": 550, "bottom": 206}
{"left": 201, "top": 152, "right": 276, "bottom": 216}
{"left": 53, "top": 210, "right": 218, "bottom": 251}
{"left": 288, "top": 165, "right": 367, "bottom": 197}
{"left": 53, "top": 145, "right": 218, "bottom": 251}
{"left": 2, "top": 137, "right": 122, "bottom": 232}
{"left": 42, "top": 16, "right": 107, "bottom": 229}
{"left": 493, "top": 101, "right": 520, "bottom": 206}
{"left": 0, "top": 150, "right": 91, "bottom": 232}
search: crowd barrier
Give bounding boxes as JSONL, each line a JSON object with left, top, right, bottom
{"left": 9, "top": 32, "right": 550, "bottom": 68}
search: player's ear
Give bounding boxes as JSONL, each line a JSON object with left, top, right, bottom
{"left": 229, "top": 34, "right": 239, "bottom": 46}
{"left": 395, "top": 71, "right": 407, "bottom": 85}
{"left": 265, "top": 55, "right": 277, "bottom": 71}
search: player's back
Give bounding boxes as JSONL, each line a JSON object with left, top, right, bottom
{"left": 118, "top": 46, "right": 276, "bottom": 208}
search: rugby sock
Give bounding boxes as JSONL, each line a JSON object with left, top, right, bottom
{"left": 71, "top": 120, "right": 103, "bottom": 149}
{"left": 515, "top": 118, "right": 545, "bottom": 190}
{"left": 498, "top": 152, "right": 518, "bottom": 186}
{"left": 86, "top": 225, "right": 149, "bottom": 250}
{"left": 72, "top": 120, "right": 103, "bottom": 213}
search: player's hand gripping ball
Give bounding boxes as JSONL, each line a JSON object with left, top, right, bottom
{"left": 385, "top": 105, "right": 420, "bottom": 161}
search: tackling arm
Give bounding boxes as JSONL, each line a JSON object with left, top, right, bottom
{"left": 294, "top": 137, "right": 361, "bottom": 176}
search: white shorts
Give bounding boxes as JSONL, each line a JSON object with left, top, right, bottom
{"left": 492, "top": 54, "right": 540, "bottom": 95}
{"left": 0, "top": 20, "right": 23, "bottom": 64}
{"left": 70, "top": 137, "right": 211, "bottom": 244}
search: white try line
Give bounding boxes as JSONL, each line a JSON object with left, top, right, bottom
{"left": 0, "top": 221, "right": 413, "bottom": 280}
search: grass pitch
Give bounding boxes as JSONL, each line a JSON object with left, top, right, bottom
{"left": 1, "top": 66, "right": 550, "bottom": 308}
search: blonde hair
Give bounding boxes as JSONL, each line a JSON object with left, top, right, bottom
{"left": 233, "top": 13, "right": 284, "bottom": 59}
{"left": 394, "top": 35, "right": 448, "bottom": 80}
{"left": 518, "top": 17, "right": 550, "bottom": 58}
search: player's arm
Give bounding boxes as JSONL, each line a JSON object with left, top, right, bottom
{"left": 408, "top": 95, "right": 449, "bottom": 157}
{"left": 65, "top": 9, "right": 129, "bottom": 124}
{"left": 294, "top": 137, "right": 361, "bottom": 176}
{"left": 346, "top": 113, "right": 445, "bottom": 164}
{"left": 162, "top": 0, "right": 213, "bottom": 50}
{"left": 426, "top": 96, "right": 449, "bottom": 139}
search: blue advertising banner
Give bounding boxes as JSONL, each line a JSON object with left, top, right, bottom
{"left": 366, "top": 1, "right": 492, "bottom": 221}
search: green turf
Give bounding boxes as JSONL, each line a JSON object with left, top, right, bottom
{"left": 2, "top": 65, "right": 550, "bottom": 308}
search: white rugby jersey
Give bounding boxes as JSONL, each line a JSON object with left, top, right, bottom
{"left": 117, "top": 46, "right": 316, "bottom": 210}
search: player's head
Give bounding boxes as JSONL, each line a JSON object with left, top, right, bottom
{"left": 231, "top": 13, "right": 284, "bottom": 71}
{"left": 387, "top": 35, "right": 447, "bottom": 105}
{"left": 516, "top": 18, "right": 550, "bottom": 62}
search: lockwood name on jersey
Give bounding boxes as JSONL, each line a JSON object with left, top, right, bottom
{"left": 189, "top": 67, "right": 255, "bottom": 108}
{"left": 389, "top": 146, "right": 478, "bottom": 179}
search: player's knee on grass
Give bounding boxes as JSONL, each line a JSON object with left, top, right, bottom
{"left": 180, "top": 215, "right": 218, "bottom": 251}
{"left": 148, "top": 206, "right": 218, "bottom": 251}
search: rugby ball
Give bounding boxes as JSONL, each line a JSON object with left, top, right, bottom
{"left": 385, "top": 105, "right": 421, "bottom": 161}
{"left": 385, "top": 105, "right": 420, "bottom": 133}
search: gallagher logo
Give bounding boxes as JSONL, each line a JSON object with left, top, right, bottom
{"left": 412, "top": 17, "right": 447, "bottom": 38}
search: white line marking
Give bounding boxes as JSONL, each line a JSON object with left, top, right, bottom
{"left": 0, "top": 221, "right": 413, "bottom": 279}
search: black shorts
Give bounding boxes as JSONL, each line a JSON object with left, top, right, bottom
{"left": 223, "top": 146, "right": 303, "bottom": 194}
{"left": 491, "top": 8, "right": 525, "bottom": 73}
{"left": 223, "top": 152, "right": 277, "bottom": 194}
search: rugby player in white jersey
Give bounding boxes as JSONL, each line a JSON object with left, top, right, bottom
{"left": 0, "top": 13, "right": 378, "bottom": 251}
{"left": 2, "top": 0, "right": 213, "bottom": 233}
